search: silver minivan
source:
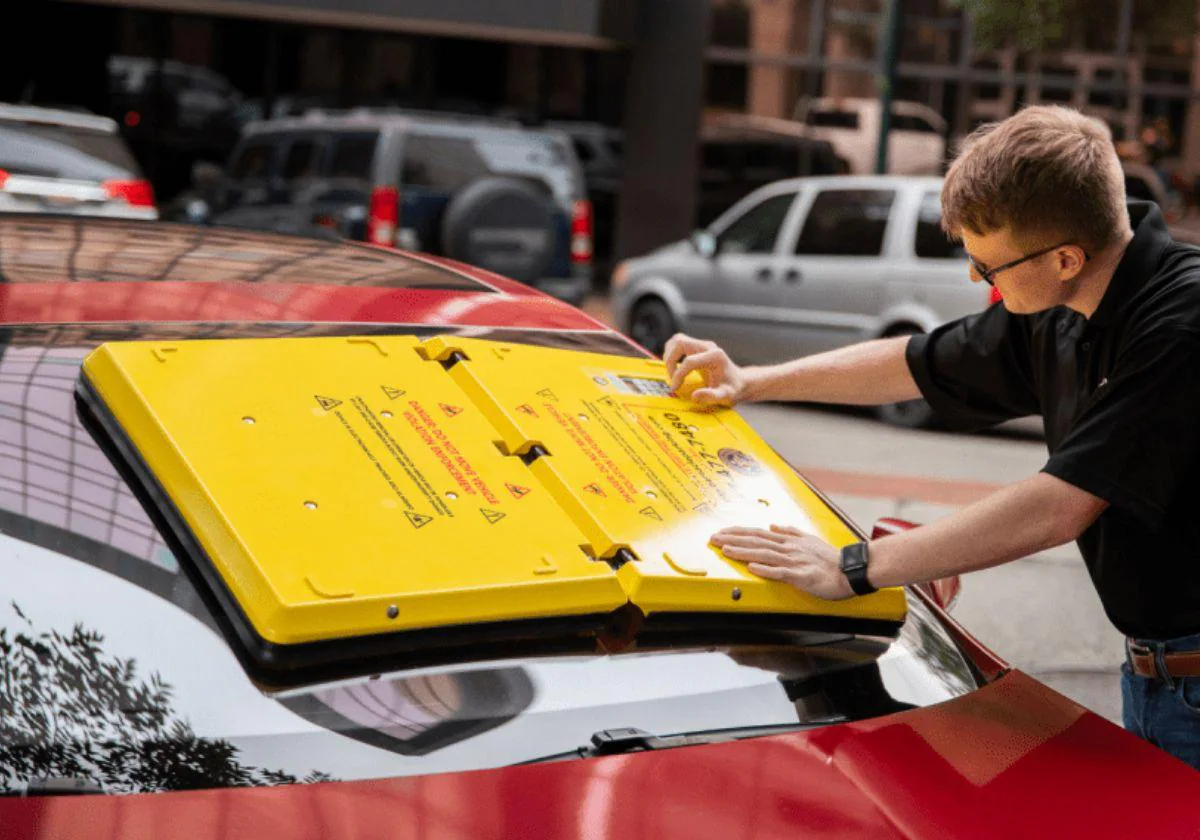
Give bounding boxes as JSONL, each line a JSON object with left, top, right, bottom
{"left": 611, "top": 176, "right": 993, "bottom": 424}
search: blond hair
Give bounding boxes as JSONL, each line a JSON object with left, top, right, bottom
{"left": 941, "top": 106, "right": 1128, "bottom": 252}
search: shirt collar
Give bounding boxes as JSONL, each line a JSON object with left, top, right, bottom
{"left": 1087, "top": 201, "right": 1171, "bottom": 328}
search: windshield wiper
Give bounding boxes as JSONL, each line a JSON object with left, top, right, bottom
{"left": 520, "top": 719, "right": 848, "bottom": 764}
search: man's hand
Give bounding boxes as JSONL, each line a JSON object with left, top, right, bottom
{"left": 710, "top": 524, "right": 853, "bottom": 600}
{"left": 663, "top": 333, "right": 749, "bottom": 406}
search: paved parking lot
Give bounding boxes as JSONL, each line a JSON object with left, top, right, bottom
{"left": 587, "top": 294, "right": 1124, "bottom": 722}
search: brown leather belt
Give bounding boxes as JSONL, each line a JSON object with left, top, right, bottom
{"left": 1126, "top": 640, "right": 1200, "bottom": 679}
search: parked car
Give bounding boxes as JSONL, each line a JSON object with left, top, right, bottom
{"left": 612, "top": 176, "right": 992, "bottom": 427}
{"left": 204, "top": 112, "right": 592, "bottom": 304}
{"left": 0, "top": 104, "right": 157, "bottom": 220}
{"left": 794, "top": 97, "right": 948, "bottom": 176}
{"left": 1, "top": 214, "right": 1198, "bottom": 838}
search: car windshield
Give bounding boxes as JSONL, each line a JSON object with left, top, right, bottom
{"left": 0, "top": 322, "right": 979, "bottom": 796}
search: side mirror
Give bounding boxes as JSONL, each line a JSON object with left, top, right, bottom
{"left": 191, "top": 161, "right": 223, "bottom": 187}
{"left": 690, "top": 230, "right": 718, "bottom": 259}
{"left": 871, "top": 517, "right": 961, "bottom": 613}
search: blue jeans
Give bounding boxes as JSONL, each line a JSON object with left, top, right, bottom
{"left": 1122, "top": 631, "right": 1200, "bottom": 771}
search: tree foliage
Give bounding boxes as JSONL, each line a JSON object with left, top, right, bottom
{"left": 0, "top": 601, "right": 332, "bottom": 794}
{"left": 950, "top": 0, "right": 1196, "bottom": 53}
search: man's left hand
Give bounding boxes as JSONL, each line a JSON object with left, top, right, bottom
{"left": 710, "top": 524, "right": 853, "bottom": 600}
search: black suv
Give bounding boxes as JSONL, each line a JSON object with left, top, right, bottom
{"left": 209, "top": 112, "right": 593, "bottom": 304}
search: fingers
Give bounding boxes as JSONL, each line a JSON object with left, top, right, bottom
{"left": 746, "top": 562, "right": 790, "bottom": 582}
{"left": 690, "top": 384, "right": 736, "bottom": 407}
{"left": 663, "top": 334, "right": 712, "bottom": 376}
{"left": 711, "top": 526, "right": 786, "bottom": 543}
{"left": 719, "top": 545, "right": 789, "bottom": 566}
{"left": 668, "top": 347, "right": 723, "bottom": 393}
{"left": 769, "top": 524, "right": 809, "bottom": 538}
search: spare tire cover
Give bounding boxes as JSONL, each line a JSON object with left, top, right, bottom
{"left": 440, "top": 177, "right": 557, "bottom": 283}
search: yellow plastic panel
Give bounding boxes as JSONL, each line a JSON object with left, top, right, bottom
{"left": 415, "top": 337, "right": 905, "bottom": 623}
{"left": 82, "top": 337, "right": 628, "bottom": 646}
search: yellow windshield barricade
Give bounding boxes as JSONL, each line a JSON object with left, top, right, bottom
{"left": 79, "top": 335, "right": 905, "bottom": 668}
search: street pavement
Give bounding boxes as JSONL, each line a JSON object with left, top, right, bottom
{"left": 585, "top": 294, "right": 1125, "bottom": 722}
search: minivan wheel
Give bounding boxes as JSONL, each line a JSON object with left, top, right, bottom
{"left": 628, "top": 297, "right": 676, "bottom": 356}
{"left": 876, "top": 326, "right": 938, "bottom": 429}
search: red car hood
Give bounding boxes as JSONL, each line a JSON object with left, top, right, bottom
{"left": 4, "top": 670, "right": 1198, "bottom": 840}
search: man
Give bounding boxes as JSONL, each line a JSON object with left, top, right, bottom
{"left": 664, "top": 105, "right": 1200, "bottom": 770}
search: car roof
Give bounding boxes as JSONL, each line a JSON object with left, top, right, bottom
{"left": 0, "top": 215, "right": 611, "bottom": 333}
{"left": 0, "top": 103, "right": 118, "bottom": 134}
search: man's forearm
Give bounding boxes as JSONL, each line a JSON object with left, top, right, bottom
{"left": 742, "top": 337, "right": 922, "bottom": 405}
{"left": 866, "top": 472, "right": 1104, "bottom": 589}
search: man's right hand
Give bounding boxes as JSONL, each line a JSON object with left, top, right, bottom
{"left": 663, "top": 333, "right": 750, "bottom": 406}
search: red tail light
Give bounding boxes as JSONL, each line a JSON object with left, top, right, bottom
{"left": 0, "top": 169, "right": 8, "bottom": 190}
{"left": 367, "top": 186, "right": 399, "bottom": 247}
{"left": 103, "top": 179, "right": 156, "bottom": 208}
{"left": 571, "top": 199, "right": 593, "bottom": 264}
{"left": 989, "top": 285, "right": 1003, "bottom": 305}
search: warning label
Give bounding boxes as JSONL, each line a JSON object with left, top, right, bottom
{"left": 506, "top": 483, "right": 531, "bottom": 499}
{"left": 537, "top": 388, "right": 559, "bottom": 402}
{"left": 382, "top": 385, "right": 406, "bottom": 400}
{"left": 402, "top": 401, "right": 499, "bottom": 506}
{"left": 405, "top": 511, "right": 433, "bottom": 529}
{"left": 440, "top": 403, "right": 464, "bottom": 417}
{"left": 315, "top": 395, "right": 342, "bottom": 411}
{"left": 481, "top": 507, "right": 506, "bottom": 524}
{"left": 639, "top": 506, "right": 662, "bottom": 521}
{"left": 516, "top": 404, "right": 539, "bottom": 417}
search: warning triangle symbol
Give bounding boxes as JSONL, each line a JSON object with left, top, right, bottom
{"left": 583, "top": 483, "right": 607, "bottom": 497}
{"left": 404, "top": 511, "right": 433, "bottom": 529}
{"left": 536, "top": 387, "right": 559, "bottom": 402}
{"left": 506, "top": 483, "right": 531, "bottom": 499}
{"left": 382, "top": 385, "right": 406, "bottom": 400}
{"left": 516, "top": 403, "right": 539, "bottom": 417}
{"left": 440, "top": 403, "right": 464, "bottom": 417}
{"left": 315, "top": 395, "right": 342, "bottom": 412}
{"left": 693, "top": 502, "right": 712, "bottom": 513}
{"left": 639, "top": 506, "right": 662, "bottom": 521}
{"left": 598, "top": 396, "right": 617, "bottom": 408}
{"left": 480, "top": 507, "right": 506, "bottom": 524}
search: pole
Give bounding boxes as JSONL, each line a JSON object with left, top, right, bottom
{"left": 875, "top": 0, "right": 902, "bottom": 174}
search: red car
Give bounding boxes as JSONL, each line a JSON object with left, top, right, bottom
{"left": 0, "top": 216, "right": 1197, "bottom": 840}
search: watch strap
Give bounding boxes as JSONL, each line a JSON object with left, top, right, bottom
{"left": 840, "top": 541, "right": 877, "bottom": 596}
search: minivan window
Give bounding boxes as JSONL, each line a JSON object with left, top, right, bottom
{"left": 717, "top": 192, "right": 797, "bottom": 255}
{"left": 794, "top": 189, "right": 895, "bottom": 257}
{"left": 914, "top": 192, "right": 964, "bottom": 259}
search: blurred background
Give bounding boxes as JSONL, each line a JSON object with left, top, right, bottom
{"left": 4, "top": 0, "right": 1199, "bottom": 721}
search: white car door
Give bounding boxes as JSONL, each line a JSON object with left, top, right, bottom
{"left": 773, "top": 186, "right": 898, "bottom": 358}
{"left": 684, "top": 187, "right": 803, "bottom": 363}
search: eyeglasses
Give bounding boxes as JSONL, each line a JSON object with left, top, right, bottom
{"left": 965, "top": 241, "right": 1090, "bottom": 286}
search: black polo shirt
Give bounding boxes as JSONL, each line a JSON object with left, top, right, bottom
{"left": 906, "top": 201, "right": 1200, "bottom": 640}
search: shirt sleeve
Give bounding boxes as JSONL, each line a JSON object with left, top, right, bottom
{"left": 1042, "top": 329, "right": 1200, "bottom": 529}
{"left": 905, "top": 304, "right": 1040, "bottom": 431}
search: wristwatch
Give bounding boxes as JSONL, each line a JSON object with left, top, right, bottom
{"left": 840, "top": 542, "right": 877, "bottom": 596}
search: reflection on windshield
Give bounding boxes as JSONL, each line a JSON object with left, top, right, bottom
{"left": 281, "top": 668, "right": 536, "bottom": 757}
{"left": 0, "top": 601, "right": 332, "bottom": 795}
